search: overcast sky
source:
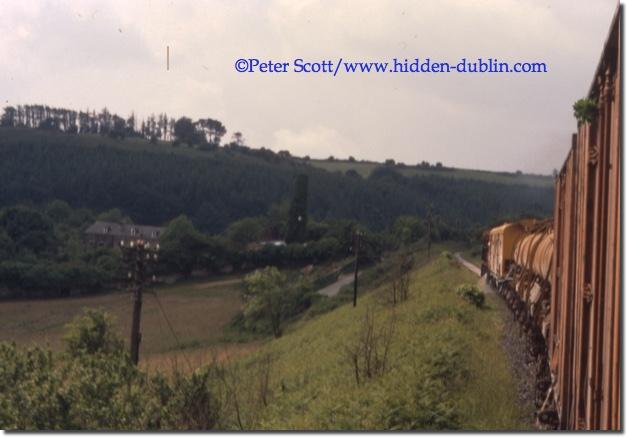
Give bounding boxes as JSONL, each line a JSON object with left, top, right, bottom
{"left": 0, "top": 0, "right": 618, "bottom": 174}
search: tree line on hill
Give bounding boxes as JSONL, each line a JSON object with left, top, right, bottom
{"left": 0, "top": 104, "right": 230, "bottom": 148}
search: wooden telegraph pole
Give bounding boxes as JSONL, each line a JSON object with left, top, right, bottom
{"left": 352, "top": 230, "right": 361, "bottom": 307}
{"left": 426, "top": 206, "right": 433, "bottom": 259}
{"left": 121, "top": 239, "right": 159, "bottom": 365}
{"left": 129, "top": 257, "right": 144, "bottom": 366}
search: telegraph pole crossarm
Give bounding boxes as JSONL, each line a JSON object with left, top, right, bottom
{"left": 120, "top": 238, "right": 159, "bottom": 365}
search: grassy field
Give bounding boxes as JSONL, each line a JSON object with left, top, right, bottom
{"left": 0, "top": 276, "right": 248, "bottom": 370}
{"left": 307, "top": 159, "right": 553, "bottom": 188}
{"left": 226, "top": 252, "right": 531, "bottom": 430}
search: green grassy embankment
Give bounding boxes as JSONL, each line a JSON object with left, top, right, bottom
{"left": 230, "top": 252, "right": 530, "bottom": 430}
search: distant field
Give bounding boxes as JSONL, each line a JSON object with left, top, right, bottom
{"left": 307, "top": 159, "right": 554, "bottom": 187}
{"left": 0, "top": 277, "right": 247, "bottom": 369}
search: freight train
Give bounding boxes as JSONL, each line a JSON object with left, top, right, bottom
{"left": 481, "top": 7, "right": 621, "bottom": 431}
{"left": 482, "top": 219, "right": 556, "bottom": 426}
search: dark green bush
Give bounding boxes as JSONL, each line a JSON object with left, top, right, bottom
{"left": 455, "top": 284, "right": 485, "bottom": 308}
{"left": 0, "top": 309, "right": 223, "bottom": 431}
{"left": 380, "top": 346, "right": 465, "bottom": 430}
{"left": 573, "top": 98, "right": 597, "bottom": 124}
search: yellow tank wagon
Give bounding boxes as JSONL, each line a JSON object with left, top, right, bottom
{"left": 485, "top": 219, "right": 537, "bottom": 279}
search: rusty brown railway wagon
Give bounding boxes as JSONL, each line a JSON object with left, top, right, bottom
{"left": 548, "top": 7, "right": 621, "bottom": 430}
{"left": 481, "top": 6, "right": 621, "bottom": 430}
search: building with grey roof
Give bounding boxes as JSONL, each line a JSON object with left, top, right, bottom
{"left": 84, "top": 221, "right": 164, "bottom": 248}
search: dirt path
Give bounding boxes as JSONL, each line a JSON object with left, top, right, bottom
{"left": 454, "top": 253, "right": 495, "bottom": 295}
{"left": 454, "top": 252, "right": 481, "bottom": 276}
{"left": 455, "top": 252, "right": 535, "bottom": 425}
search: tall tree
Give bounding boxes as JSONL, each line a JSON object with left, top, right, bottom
{"left": 242, "top": 267, "right": 313, "bottom": 338}
{"left": 160, "top": 215, "right": 209, "bottom": 277}
{"left": 1, "top": 106, "right": 16, "bottom": 127}
{"left": 232, "top": 131, "right": 244, "bottom": 146}
{"left": 173, "top": 117, "right": 199, "bottom": 146}
{"left": 285, "top": 174, "right": 308, "bottom": 243}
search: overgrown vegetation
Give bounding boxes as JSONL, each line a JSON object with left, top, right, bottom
{"left": 0, "top": 309, "right": 225, "bottom": 430}
{"left": 381, "top": 253, "right": 414, "bottom": 305}
{"left": 344, "top": 305, "right": 396, "bottom": 386}
{"left": 573, "top": 98, "right": 597, "bottom": 125}
{"left": 456, "top": 283, "right": 486, "bottom": 308}
{"left": 242, "top": 267, "right": 313, "bottom": 337}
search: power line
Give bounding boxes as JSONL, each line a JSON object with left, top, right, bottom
{"left": 148, "top": 290, "right": 194, "bottom": 371}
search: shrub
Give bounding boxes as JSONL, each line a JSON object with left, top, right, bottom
{"left": 0, "top": 309, "right": 225, "bottom": 431}
{"left": 455, "top": 284, "right": 485, "bottom": 308}
{"left": 0, "top": 343, "right": 64, "bottom": 430}
{"left": 573, "top": 98, "right": 597, "bottom": 124}
{"left": 382, "top": 254, "right": 413, "bottom": 306}
{"left": 63, "top": 309, "right": 125, "bottom": 357}
{"left": 380, "top": 346, "right": 465, "bottom": 430}
{"left": 382, "top": 373, "right": 459, "bottom": 430}
{"left": 344, "top": 306, "right": 396, "bottom": 385}
{"left": 161, "top": 368, "right": 223, "bottom": 430}
{"left": 242, "top": 267, "right": 313, "bottom": 337}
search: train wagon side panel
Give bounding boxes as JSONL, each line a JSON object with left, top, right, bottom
{"left": 549, "top": 7, "right": 621, "bottom": 430}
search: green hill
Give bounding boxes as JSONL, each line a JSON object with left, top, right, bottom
{"left": 0, "top": 127, "right": 553, "bottom": 233}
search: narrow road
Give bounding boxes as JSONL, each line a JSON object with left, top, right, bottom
{"left": 317, "top": 272, "right": 356, "bottom": 297}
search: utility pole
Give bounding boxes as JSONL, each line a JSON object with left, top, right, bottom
{"left": 120, "top": 238, "right": 159, "bottom": 365}
{"left": 129, "top": 259, "right": 144, "bottom": 366}
{"left": 352, "top": 230, "right": 362, "bottom": 307}
{"left": 426, "top": 206, "right": 433, "bottom": 259}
